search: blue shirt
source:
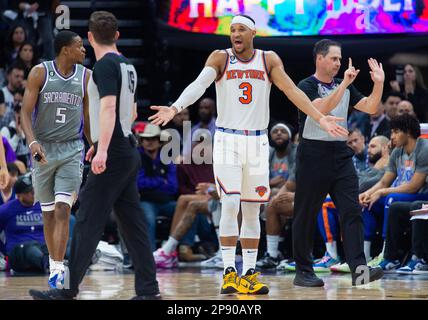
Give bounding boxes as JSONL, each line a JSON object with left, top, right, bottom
{"left": 0, "top": 199, "right": 45, "bottom": 254}
{"left": 0, "top": 188, "right": 16, "bottom": 206}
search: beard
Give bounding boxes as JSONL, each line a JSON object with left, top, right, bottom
{"left": 368, "top": 152, "right": 382, "bottom": 165}
{"left": 271, "top": 139, "right": 289, "bottom": 151}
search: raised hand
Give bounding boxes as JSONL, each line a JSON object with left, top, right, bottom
{"left": 319, "top": 116, "right": 349, "bottom": 138}
{"left": 343, "top": 58, "right": 360, "bottom": 86}
{"left": 148, "top": 106, "right": 177, "bottom": 127}
{"left": 368, "top": 58, "right": 384, "bottom": 84}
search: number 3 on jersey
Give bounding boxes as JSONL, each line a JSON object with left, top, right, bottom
{"left": 239, "top": 82, "right": 252, "bottom": 104}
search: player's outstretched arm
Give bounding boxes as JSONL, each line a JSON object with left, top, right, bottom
{"left": 267, "top": 51, "right": 348, "bottom": 138}
{"left": 149, "top": 50, "right": 226, "bottom": 126}
{"left": 353, "top": 58, "right": 384, "bottom": 114}
{"left": 21, "top": 64, "right": 48, "bottom": 164}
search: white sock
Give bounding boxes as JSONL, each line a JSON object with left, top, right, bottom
{"left": 266, "top": 235, "right": 279, "bottom": 258}
{"left": 52, "top": 260, "right": 64, "bottom": 273}
{"left": 163, "top": 236, "right": 179, "bottom": 255}
{"left": 380, "top": 242, "right": 385, "bottom": 256}
{"left": 364, "top": 241, "right": 371, "bottom": 261}
{"left": 325, "top": 241, "right": 338, "bottom": 259}
{"left": 242, "top": 248, "right": 258, "bottom": 275}
{"left": 221, "top": 246, "right": 236, "bottom": 274}
{"left": 49, "top": 256, "right": 54, "bottom": 273}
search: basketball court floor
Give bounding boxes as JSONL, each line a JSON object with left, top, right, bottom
{"left": 1, "top": 268, "right": 427, "bottom": 300}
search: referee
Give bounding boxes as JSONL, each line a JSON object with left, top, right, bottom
{"left": 29, "top": 11, "right": 160, "bottom": 300}
{"left": 293, "top": 39, "right": 384, "bottom": 287}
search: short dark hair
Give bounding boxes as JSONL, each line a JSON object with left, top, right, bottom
{"left": 6, "top": 62, "right": 25, "bottom": 75}
{"left": 54, "top": 30, "right": 79, "bottom": 56}
{"left": 88, "top": 11, "right": 118, "bottom": 45}
{"left": 390, "top": 114, "right": 421, "bottom": 139}
{"left": 348, "top": 128, "right": 363, "bottom": 137}
{"left": 382, "top": 91, "right": 404, "bottom": 103}
{"left": 7, "top": 163, "right": 19, "bottom": 176}
{"left": 236, "top": 14, "right": 255, "bottom": 24}
{"left": 313, "top": 39, "right": 341, "bottom": 64}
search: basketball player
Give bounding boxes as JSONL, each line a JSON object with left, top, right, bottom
{"left": 21, "top": 30, "right": 90, "bottom": 289}
{"left": 0, "top": 137, "right": 9, "bottom": 189}
{"left": 29, "top": 11, "right": 159, "bottom": 300}
{"left": 149, "top": 15, "right": 348, "bottom": 295}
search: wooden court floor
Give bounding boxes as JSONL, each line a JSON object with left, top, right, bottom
{"left": 1, "top": 268, "right": 428, "bottom": 300}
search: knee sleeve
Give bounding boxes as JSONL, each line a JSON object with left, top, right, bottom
{"left": 240, "top": 202, "right": 261, "bottom": 239}
{"left": 219, "top": 195, "right": 240, "bottom": 237}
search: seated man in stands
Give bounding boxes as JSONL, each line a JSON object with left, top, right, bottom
{"left": 360, "top": 114, "right": 428, "bottom": 269}
{"left": 0, "top": 175, "right": 47, "bottom": 273}
{"left": 153, "top": 133, "right": 217, "bottom": 267}
{"left": 380, "top": 200, "right": 428, "bottom": 274}
{"left": 137, "top": 123, "right": 178, "bottom": 251}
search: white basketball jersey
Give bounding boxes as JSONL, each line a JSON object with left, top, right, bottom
{"left": 215, "top": 49, "right": 271, "bottom": 130}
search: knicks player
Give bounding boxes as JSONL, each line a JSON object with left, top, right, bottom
{"left": 21, "top": 30, "right": 91, "bottom": 288}
{"left": 149, "top": 15, "right": 348, "bottom": 294}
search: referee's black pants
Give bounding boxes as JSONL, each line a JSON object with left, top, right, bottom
{"left": 293, "top": 138, "right": 366, "bottom": 273}
{"left": 66, "top": 136, "right": 159, "bottom": 296}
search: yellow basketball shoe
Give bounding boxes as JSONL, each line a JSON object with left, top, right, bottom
{"left": 237, "top": 268, "right": 269, "bottom": 295}
{"left": 220, "top": 267, "right": 239, "bottom": 294}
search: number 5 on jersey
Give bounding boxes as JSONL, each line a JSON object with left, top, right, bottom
{"left": 239, "top": 82, "right": 252, "bottom": 104}
{"left": 56, "top": 107, "right": 66, "bottom": 124}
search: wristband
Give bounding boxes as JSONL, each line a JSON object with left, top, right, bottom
{"left": 29, "top": 141, "right": 38, "bottom": 148}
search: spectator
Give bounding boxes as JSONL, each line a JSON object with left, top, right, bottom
{"left": 0, "top": 24, "right": 27, "bottom": 69}
{"left": 0, "top": 163, "right": 19, "bottom": 206}
{"left": 14, "top": 41, "right": 38, "bottom": 79}
{"left": 360, "top": 100, "right": 391, "bottom": 142}
{"left": 390, "top": 64, "right": 428, "bottom": 122}
{"left": 347, "top": 128, "right": 369, "bottom": 173}
{"left": 191, "top": 98, "right": 216, "bottom": 137}
{"left": 380, "top": 201, "right": 428, "bottom": 273}
{"left": 397, "top": 100, "right": 416, "bottom": 118}
{"left": 137, "top": 123, "right": 178, "bottom": 251}
{"left": 153, "top": 183, "right": 221, "bottom": 268}
{"left": 1, "top": 64, "right": 25, "bottom": 127}
{"left": 0, "top": 175, "right": 47, "bottom": 273}
{"left": 359, "top": 114, "right": 428, "bottom": 268}
{"left": 1, "top": 92, "right": 30, "bottom": 166}
{"left": 14, "top": 1, "right": 55, "bottom": 60}
{"left": 269, "top": 122, "right": 296, "bottom": 190}
{"left": 383, "top": 92, "right": 403, "bottom": 120}
{"left": 153, "top": 136, "right": 216, "bottom": 266}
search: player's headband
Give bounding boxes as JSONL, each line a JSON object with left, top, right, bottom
{"left": 231, "top": 16, "right": 256, "bottom": 31}
{"left": 271, "top": 123, "right": 292, "bottom": 138}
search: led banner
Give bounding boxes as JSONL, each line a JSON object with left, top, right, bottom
{"left": 164, "top": 0, "right": 428, "bottom": 36}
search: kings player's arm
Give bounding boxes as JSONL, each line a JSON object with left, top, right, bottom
{"left": 21, "top": 64, "right": 48, "bottom": 163}
{"left": 265, "top": 51, "right": 348, "bottom": 137}
{"left": 148, "top": 50, "right": 227, "bottom": 126}
{"left": 83, "top": 68, "right": 93, "bottom": 146}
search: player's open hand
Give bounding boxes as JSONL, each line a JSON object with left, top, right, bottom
{"left": 30, "top": 142, "right": 48, "bottom": 164}
{"left": 148, "top": 106, "right": 177, "bottom": 126}
{"left": 0, "top": 167, "right": 9, "bottom": 189}
{"left": 91, "top": 150, "right": 107, "bottom": 175}
{"left": 343, "top": 58, "right": 360, "bottom": 86}
{"left": 319, "top": 116, "right": 349, "bottom": 137}
{"left": 368, "top": 58, "right": 384, "bottom": 84}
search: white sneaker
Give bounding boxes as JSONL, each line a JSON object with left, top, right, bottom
{"left": 330, "top": 262, "right": 351, "bottom": 273}
{"left": 201, "top": 252, "right": 223, "bottom": 268}
{"left": 276, "top": 259, "right": 290, "bottom": 272}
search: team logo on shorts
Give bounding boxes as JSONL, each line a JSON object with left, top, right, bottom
{"left": 255, "top": 186, "right": 267, "bottom": 197}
